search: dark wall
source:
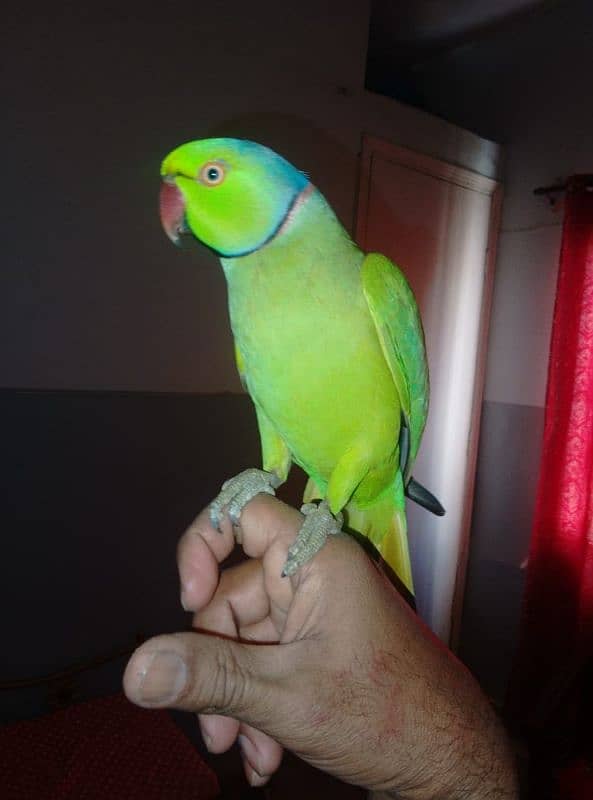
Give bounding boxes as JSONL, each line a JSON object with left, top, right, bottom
{"left": 1, "top": 390, "right": 268, "bottom": 721}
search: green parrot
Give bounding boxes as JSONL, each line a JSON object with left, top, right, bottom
{"left": 159, "top": 138, "right": 443, "bottom": 594}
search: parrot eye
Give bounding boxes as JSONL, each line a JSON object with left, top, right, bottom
{"left": 199, "top": 162, "right": 226, "bottom": 186}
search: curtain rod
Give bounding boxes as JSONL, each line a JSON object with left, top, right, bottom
{"left": 534, "top": 176, "right": 593, "bottom": 197}
{"left": 533, "top": 182, "right": 566, "bottom": 197}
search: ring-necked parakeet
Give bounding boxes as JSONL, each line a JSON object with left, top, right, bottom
{"left": 159, "top": 138, "right": 443, "bottom": 594}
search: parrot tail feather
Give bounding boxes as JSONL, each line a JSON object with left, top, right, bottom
{"left": 405, "top": 477, "right": 445, "bottom": 516}
{"left": 303, "top": 476, "right": 324, "bottom": 504}
{"left": 344, "top": 481, "right": 413, "bottom": 596}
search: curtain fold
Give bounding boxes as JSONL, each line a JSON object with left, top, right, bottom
{"left": 507, "top": 176, "right": 593, "bottom": 731}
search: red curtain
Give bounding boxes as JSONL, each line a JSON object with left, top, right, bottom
{"left": 508, "top": 176, "right": 593, "bottom": 732}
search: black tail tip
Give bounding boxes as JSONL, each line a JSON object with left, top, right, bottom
{"left": 405, "top": 477, "right": 446, "bottom": 516}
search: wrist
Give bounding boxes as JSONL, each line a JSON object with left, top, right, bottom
{"left": 375, "top": 694, "right": 519, "bottom": 800}
{"left": 411, "top": 712, "right": 518, "bottom": 800}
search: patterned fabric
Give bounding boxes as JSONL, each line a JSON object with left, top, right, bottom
{"left": 508, "top": 176, "right": 593, "bottom": 729}
{"left": 0, "top": 693, "right": 219, "bottom": 799}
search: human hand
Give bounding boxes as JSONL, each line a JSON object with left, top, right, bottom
{"left": 124, "top": 495, "right": 518, "bottom": 798}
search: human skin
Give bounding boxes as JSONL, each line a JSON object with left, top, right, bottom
{"left": 123, "top": 495, "right": 518, "bottom": 799}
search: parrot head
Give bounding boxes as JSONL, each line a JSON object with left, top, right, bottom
{"left": 159, "top": 138, "right": 310, "bottom": 258}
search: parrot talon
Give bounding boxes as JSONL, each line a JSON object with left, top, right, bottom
{"left": 228, "top": 506, "right": 242, "bottom": 527}
{"left": 281, "top": 500, "right": 343, "bottom": 577}
{"left": 209, "top": 468, "right": 280, "bottom": 533}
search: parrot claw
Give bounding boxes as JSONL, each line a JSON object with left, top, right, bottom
{"left": 209, "top": 468, "right": 281, "bottom": 532}
{"left": 281, "top": 501, "right": 343, "bottom": 577}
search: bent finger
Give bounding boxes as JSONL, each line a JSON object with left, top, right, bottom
{"left": 198, "top": 712, "right": 239, "bottom": 754}
{"left": 192, "top": 558, "right": 272, "bottom": 633}
{"left": 238, "top": 723, "right": 284, "bottom": 787}
{"left": 180, "top": 494, "right": 303, "bottom": 613}
{"left": 177, "top": 511, "right": 234, "bottom": 612}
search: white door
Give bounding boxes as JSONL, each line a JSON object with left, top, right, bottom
{"left": 356, "top": 135, "right": 502, "bottom": 645}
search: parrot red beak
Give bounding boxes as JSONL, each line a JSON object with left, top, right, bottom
{"left": 159, "top": 177, "right": 188, "bottom": 245}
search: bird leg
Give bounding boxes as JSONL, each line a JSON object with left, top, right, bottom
{"left": 209, "top": 468, "right": 282, "bottom": 531}
{"left": 282, "top": 501, "right": 343, "bottom": 577}
{"left": 209, "top": 471, "right": 343, "bottom": 577}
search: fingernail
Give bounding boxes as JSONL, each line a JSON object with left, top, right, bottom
{"left": 180, "top": 588, "right": 191, "bottom": 612}
{"left": 180, "top": 578, "right": 196, "bottom": 611}
{"left": 246, "top": 764, "right": 268, "bottom": 787}
{"left": 136, "top": 650, "right": 187, "bottom": 705}
{"left": 238, "top": 735, "right": 268, "bottom": 786}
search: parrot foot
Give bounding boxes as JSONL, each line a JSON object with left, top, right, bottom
{"left": 281, "top": 501, "right": 343, "bottom": 578}
{"left": 209, "top": 468, "right": 282, "bottom": 532}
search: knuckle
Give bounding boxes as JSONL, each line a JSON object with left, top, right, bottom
{"left": 198, "top": 639, "right": 251, "bottom": 715}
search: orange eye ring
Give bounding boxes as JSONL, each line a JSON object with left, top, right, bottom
{"left": 198, "top": 161, "right": 226, "bottom": 186}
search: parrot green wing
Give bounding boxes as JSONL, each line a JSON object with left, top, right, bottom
{"left": 361, "top": 253, "right": 429, "bottom": 478}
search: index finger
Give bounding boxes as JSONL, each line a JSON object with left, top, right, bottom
{"left": 178, "top": 493, "right": 304, "bottom": 612}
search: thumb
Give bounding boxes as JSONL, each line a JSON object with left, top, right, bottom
{"left": 123, "top": 632, "right": 294, "bottom": 728}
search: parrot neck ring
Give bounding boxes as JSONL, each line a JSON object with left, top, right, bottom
{"left": 273, "top": 182, "right": 315, "bottom": 241}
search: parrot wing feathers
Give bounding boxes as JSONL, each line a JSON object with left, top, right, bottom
{"left": 361, "top": 253, "right": 429, "bottom": 472}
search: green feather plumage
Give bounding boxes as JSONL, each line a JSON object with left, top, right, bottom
{"left": 160, "top": 138, "right": 431, "bottom": 593}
